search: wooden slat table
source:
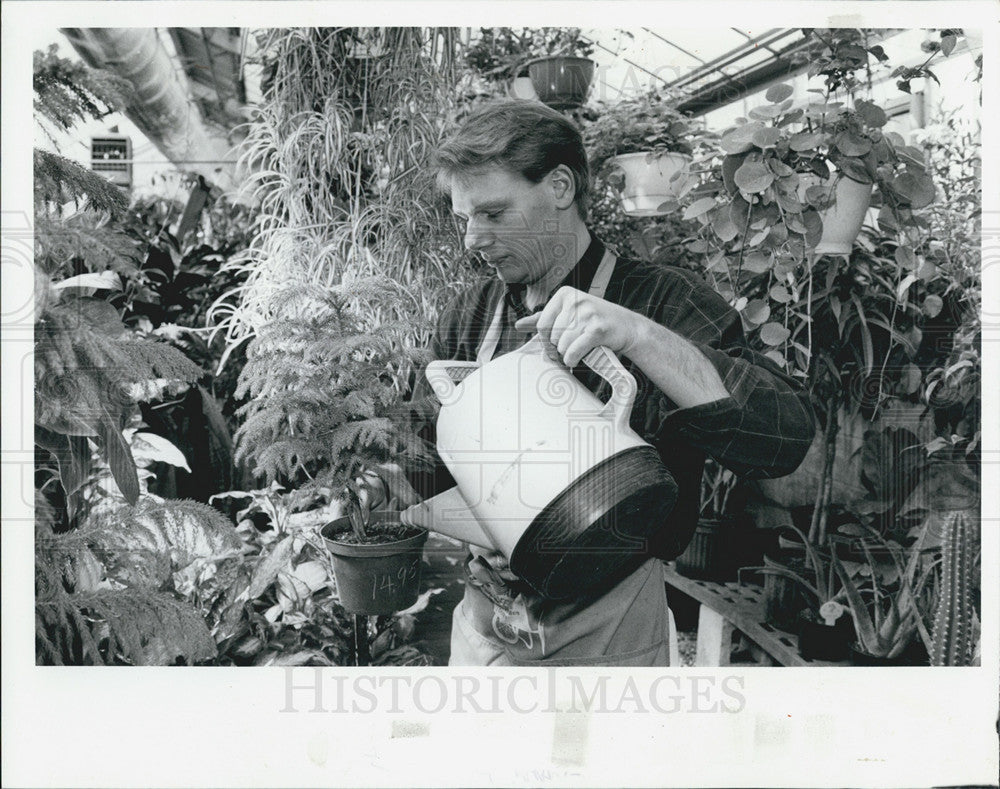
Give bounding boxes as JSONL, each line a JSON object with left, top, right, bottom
{"left": 663, "top": 563, "right": 849, "bottom": 667}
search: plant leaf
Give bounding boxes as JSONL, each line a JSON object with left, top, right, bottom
{"left": 734, "top": 160, "right": 775, "bottom": 193}
{"left": 765, "top": 83, "right": 794, "bottom": 103}
{"left": 759, "top": 322, "right": 790, "bottom": 345}
{"left": 683, "top": 197, "right": 718, "bottom": 220}
{"left": 95, "top": 407, "right": 139, "bottom": 504}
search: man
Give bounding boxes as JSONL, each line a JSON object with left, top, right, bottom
{"left": 369, "top": 99, "right": 815, "bottom": 666}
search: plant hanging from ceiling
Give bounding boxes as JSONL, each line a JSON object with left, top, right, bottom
{"left": 211, "top": 28, "right": 476, "bottom": 371}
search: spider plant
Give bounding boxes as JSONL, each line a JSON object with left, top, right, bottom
{"left": 209, "top": 28, "right": 477, "bottom": 378}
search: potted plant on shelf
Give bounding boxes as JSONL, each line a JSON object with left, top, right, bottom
{"left": 585, "top": 89, "right": 700, "bottom": 216}
{"left": 749, "top": 524, "right": 856, "bottom": 661}
{"left": 234, "top": 282, "right": 432, "bottom": 624}
{"left": 675, "top": 461, "right": 750, "bottom": 581}
{"left": 830, "top": 523, "right": 936, "bottom": 665}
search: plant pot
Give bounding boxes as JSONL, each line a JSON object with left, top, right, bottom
{"left": 799, "top": 173, "right": 873, "bottom": 256}
{"left": 797, "top": 609, "right": 854, "bottom": 662}
{"left": 675, "top": 518, "right": 737, "bottom": 581}
{"left": 760, "top": 553, "right": 810, "bottom": 632}
{"left": 527, "top": 56, "right": 595, "bottom": 110}
{"left": 608, "top": 151, "right": 692, "bottom": 216}
{"left": 323, "top": 512, "right": 428, "bottom": 615}
{"left": 507, "top": 75, "right": 539, "bottom": 101}
{"left": 849, "top": 644, "right": 911, "bottom": 666}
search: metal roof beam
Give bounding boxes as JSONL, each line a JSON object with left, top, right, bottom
{"left": 641, "top": 28, "right": 706, "bottom": 64}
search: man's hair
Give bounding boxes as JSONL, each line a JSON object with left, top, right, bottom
{"left": 433, "top": 99, "right": 590, "bottom": 219}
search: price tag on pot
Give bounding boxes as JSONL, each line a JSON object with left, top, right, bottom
{"left": 819, "top": 600, "right": 845, "bottom": 626}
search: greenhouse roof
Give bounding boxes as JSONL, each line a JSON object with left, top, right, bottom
{"left": 586, "top": 27, "right": 811, "bottom": 113}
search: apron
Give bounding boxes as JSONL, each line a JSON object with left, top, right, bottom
{"left": 448, "top": 249, "right": 679, "bottom": 667}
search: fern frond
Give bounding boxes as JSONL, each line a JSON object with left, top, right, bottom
{"left": 33, "top": 152, "right": 129, "bottom": 219}
{"left": 36, "top": 588, "right": 217, "bottom": 665}
{"left": 85, "top": 498, "right": 242, "bottom": 589}
{"left": 33, "top": 44, "right": 131, "bottom": 134}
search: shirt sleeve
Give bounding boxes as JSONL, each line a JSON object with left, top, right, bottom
{"left": 646, "top": 270, "right": 816, "bottom": 480}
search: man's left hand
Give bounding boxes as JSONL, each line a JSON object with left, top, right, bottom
{"left": 514, "top": 286, "right": 648, "bottom": 368}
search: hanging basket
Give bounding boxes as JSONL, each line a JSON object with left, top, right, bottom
{"left": 527, "top": 56, "right": 595, "bottom": 110}
{"left": 799, "top": 172, "right": 873, "bottom": 256}
{"left": 323, "top": 512, "right": 428, "bottom": 615}
{"left": 607, "top": 151, "right": 692, "bottom": 216}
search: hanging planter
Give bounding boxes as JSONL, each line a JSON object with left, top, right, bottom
{"left": 323, "top": 512, "right": 428, "bottom": 615}
{"left": 607, "top": 151, "right": 692, "bottom": 216}
{"left": 799, "top": 171, "right": 874, "bottom": 256}
{"left": 527, "top": 56, "right": 595, "bottom": 110}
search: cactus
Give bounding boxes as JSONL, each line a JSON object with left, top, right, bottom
{"left": 930, "top": 510, "right": 978, "bottom": 666}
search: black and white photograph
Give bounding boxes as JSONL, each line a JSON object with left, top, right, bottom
{"left": 3, "top": 2, "right": 998, "bottom": 787}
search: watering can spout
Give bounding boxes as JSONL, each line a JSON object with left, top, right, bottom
{"left": 401, "top": 487, "right": 494, "bottom": 549}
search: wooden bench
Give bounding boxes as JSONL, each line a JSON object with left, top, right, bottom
{"left": 664, "top": 563, "right": 849, "bottom": 667}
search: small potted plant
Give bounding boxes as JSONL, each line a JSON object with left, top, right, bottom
{"left": 675, "top": 462, "right": 750, "bottom": 581}
{"left": 585, "top": 90, "right": 699, "bottom": 216}
{"left": 464, "top": 27, "right": 539, "bottom": 99}
{"left": 234, "top": 282, "right": 432, "bottom": 618}
{"left": 750, "top": 524, "right": 855, "bottom": 661}
{"left": 830, "top": 524, "right": 935, "bottom": 665}
{"left": 524, "top": 28, "right": 596, "bottom": 110}
{"left": 685, "top": 31, "right": 939, "bottom": 271}
{"left": 754, "top": 532, "right": 814, "bottom": 632}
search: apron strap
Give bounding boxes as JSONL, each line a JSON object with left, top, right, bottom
{"left": 476, "top": 247, "right": 618, "bottom": 364}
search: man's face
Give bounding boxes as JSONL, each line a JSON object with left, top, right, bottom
{"left": 449, "top": 166, "right": 576, "bottom": 286}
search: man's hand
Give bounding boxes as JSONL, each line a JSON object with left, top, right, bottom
{"left": 516, "top": 285, "right": 730, "bottom": 409}
{"left": 514, "top": 286, "right": 649, "bottom": 368}
{"left": 357, "top": 462, "right": 422, "bottom": 518}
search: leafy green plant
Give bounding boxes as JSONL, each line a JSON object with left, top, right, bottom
{"left": 748, "top": 523, "right": 852, "bottom": 622}
{"left": 464, "top": 27, "right": 594, "bottom": 84}
{"left": 233, "top": 282, "right": 431, "bottom": 539}
{"left": 212, "top": 28, "right": 476, "bottom": 371}
{"left": 204, "top": 485, "right": 435, "bottom": 666}
{"left": 33, "top": 46, "right": 243, "bottom": 665}
{"left": 585, "top": 89, "right": 698, "bottom": 165}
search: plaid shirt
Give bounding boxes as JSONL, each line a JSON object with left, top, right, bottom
{"left": 406, "top": 233, "right": 816, "bottom": 560}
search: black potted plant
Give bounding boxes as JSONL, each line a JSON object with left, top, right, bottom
{"left": 234, "top": 282, "right": 432, "bottom": 620}
{"left": 585, "top": 89, "right": 700, "bottom": 216}
{"left": 750, "top": 524, "right": 855, "bottom": 661}
{"left": 675, "top": 461, "right": 751, "bottom": 581}
{"left": 524, "top": 28, "right": 596, "bottom": 110}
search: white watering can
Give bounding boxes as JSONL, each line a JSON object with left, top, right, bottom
{"left": 405, "top": 335, "right": 677, "bottom": 599}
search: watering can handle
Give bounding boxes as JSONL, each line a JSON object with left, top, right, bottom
{"left": 582, "top": 345, "right": 638, "bottom": 433}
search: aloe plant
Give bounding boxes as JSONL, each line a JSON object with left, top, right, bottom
{"left": 830, "top": 525, "right": 935, "bottom": 659}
